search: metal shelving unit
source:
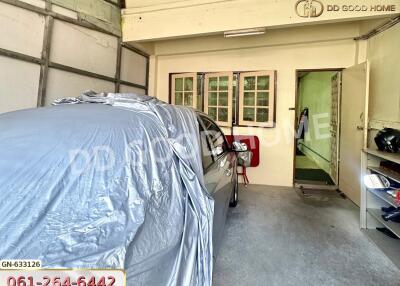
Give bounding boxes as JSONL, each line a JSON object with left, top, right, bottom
{"left": 367, "top": 165, "right": 400, "bottom": 184}
{"left": 364, "top": 148, "right": 400, "bottom": 165}
{"left": 367, "top": 208, "right": 400, "bottom": 238}
{"left": 361, "top": 148, "right": 400, "bottom": 229}
{"left": 367, "top": 189, "right": 400, "bottom": 208}
{"left": 361, "top": 147, "right": 400, "bottom": 268}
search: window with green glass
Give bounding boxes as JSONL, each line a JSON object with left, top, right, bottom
{"left": 239, "top": 71, "right": 275, "bottom": 127}
{"left": 171, "top": 73, "right": 197, "bottom": 108}
{"left": 204, "top": 73, "right": 233, "bottom": 127}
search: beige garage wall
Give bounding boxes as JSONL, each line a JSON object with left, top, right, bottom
{"left": 367, "top": 24, "right": 400, "bottom": 125}
{"left": 123, "top": 0, "right": 400, "bottom": 42}
{"left": 151, "top": 37, "right": 357, "bottom": 186}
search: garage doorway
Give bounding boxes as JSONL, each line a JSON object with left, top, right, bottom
{"left": 294, "top": 70, "right": 342, "bottom": 189}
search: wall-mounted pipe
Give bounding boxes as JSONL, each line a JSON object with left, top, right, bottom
{"left": 355, "top": 16, "right": 400, "bottom": 40}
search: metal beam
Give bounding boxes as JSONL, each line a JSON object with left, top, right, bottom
{"left": 119, "top": 79, "right": 147, "bottom": 90}
{"left": 115, "top": 38, "right": 122, "bottom": 92}
{"left": 37, "top": 5, "right": 54, "bottom": 107}
{"left": 121, "top": 43, "right": 149, "bottom": 58}
{"left": 49, "top": 62, "right": 118, "bottom": 82}
{"left": 0, "top": 47, "right": 42, "bottom": 65}
{"left": 49, "top": 61, "right": 147, "bottom": 90}
{"left": 355, "top": 16, "right": 400, "bottom": 40}
{"left": 145, "top": 57, "right": 150, "bottom": 94}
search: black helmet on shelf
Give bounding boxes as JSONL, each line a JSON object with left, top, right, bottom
{"left": 374, "top": 128, "right": 400, "bottom": 153}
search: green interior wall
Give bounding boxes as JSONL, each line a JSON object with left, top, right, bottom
{"left": 298, "top": 71, "right": 336, "bottom": 174}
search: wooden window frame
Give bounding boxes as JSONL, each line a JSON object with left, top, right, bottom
{"left": 239, "top": 71, "right": 276, "bottom": 127}
{"left": 171, "top": 73, "right": 198, "bottom": 109}
{"left": 204, "top": 72, "right": 233, "bottom": 127}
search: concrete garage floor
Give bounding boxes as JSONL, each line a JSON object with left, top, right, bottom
{"left": 213, "top": 185, "right": 400, "bottom": 286}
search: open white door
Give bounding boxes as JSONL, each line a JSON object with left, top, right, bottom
{"left": 330, "top": 72, "right": 341, "bottom": 185}
{"left": 339, "top": 62, "right": 370, "bottom": 206}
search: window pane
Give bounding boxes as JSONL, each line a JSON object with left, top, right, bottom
{"left": 184, "top": 92, "right": 193, "bottom": 106}
{"left": 257, "top": 76, "right": 270, "bottom": 90}
{"left": 243, "top": 107, "right": 255, "bottom": 121}
{"left": 244, "top": 76, "right": 255, "bottom": 90}
{"left": 200, "top": 116, "right": 228, "bottom": 156}
{"left": 219, "top": 92, "right": 228, "bottom": 106}
{"left": 184, "top": 77, "right": 193, "bottom": 91}
{"left": 208, "top": 107, "right": 217, "bottom": 120}
{"left": 256, "top": 108, "right": 269, "bottom": 122}
{"left": 199, "top": 124, "right": 214, "bottom": 171}
{"left": 209, "top": 77, "right": 218, "bottom": 91}
{"left": 218, "top": 108, "right": 228, "bottom": 122}
{"left": 209, "top": 92, "right": 218, "bottom": 106}
{"left": 244, "top": 92, "right": 255, "bottom": 106}
{"left": 175, "top": 78, "right": 183, "bottom": 91}
{"left": 175, "top": 92, "right": 183, "bottom": 105}
{"left": 257, "top": 92, "right": 269, "bottom": 107}
{"left": 219, "top": 76, "right": 229, "bottom": 90}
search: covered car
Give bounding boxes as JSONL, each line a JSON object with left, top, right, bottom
{"left": 0, "top": 94, "right": 234, "bottom": 285}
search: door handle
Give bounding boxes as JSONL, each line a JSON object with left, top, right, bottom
{"left": 224, "top": 169, "right": 232, "bottom": 177}
{"left": 357, "top": 126, "right": 372, "bottom": 131}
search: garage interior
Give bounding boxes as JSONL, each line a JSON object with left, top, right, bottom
{"left": 1, "top": 0, "right": 400, "bottom": 285}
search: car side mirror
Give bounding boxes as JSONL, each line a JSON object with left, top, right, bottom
{"left": 212, "top": 146, "right": 224, "bottom": 157}
{"left": 231, "top": 141, "right": 248, "bottom": 153}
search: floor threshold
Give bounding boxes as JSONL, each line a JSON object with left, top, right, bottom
{"left": 295, "top": 181, "right": 338, "bottom": 191}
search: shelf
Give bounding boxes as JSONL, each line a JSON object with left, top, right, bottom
{"left": 364, "top": 148, "right": 400, "bottom": 164}
{"left": 367, "top": 208, "right": 400, "bottom": 238}
{"left": 363, "top": 229, "right": 400, "bottom": 269}
{"left": 367, "top": 188, "right": 400, "bottom": 207}
{"left": 368, "top": 166, "right": 400, "bottom": 184}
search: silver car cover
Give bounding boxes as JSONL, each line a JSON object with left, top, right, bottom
{"left": 0, "top": 93, "right": 214, "bottom": 286}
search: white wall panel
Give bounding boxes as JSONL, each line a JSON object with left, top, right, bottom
{"left": 0, "top": 2, "right": 45, "bottom": 58}
{"left": 120, "top": 47, "right": 147, "bottom": 86}
{"left": 52, "top": 4, "right": 78, "bottom": 19}
{"left": 20, "top": 0, "right": 46, "bottom": 8}
{"left": 45, "top": 68, "right": 115, "bottom": 105}
{"left": 0, "top": 56, "right": 40, "bottom": 114}
{"left": 119, "top": 85, "right": 146, "bottom": 95}
{"left": 50, "top": 20, "right": 118, "bottom": 77}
